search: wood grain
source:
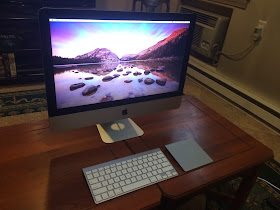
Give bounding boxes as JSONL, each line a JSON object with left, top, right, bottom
{"left": 0, "top": 95, "right": 273, "bottom": 210}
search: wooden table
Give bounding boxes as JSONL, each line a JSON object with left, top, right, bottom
{"left": 0, "top": 95, "right": 273, "bottom": 210}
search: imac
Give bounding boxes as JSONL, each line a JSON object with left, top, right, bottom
{"left": 39, "top": 8, "right": 196, "bottom": 143}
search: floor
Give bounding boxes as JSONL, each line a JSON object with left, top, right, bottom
{"left": 1, "top": 77, "right": 279, "bottom": 162}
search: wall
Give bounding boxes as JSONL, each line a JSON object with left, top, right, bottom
{"left": 96, "top": 0, "right": 279, "bottom": 109}
{"left": 217, "top": 0, "right": 280, "bottom": 108}
{"left": 96, "top": 0, "right": 181, "bottom": 12}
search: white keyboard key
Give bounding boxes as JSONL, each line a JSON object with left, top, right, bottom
{"left": 142, "top": 168, "right": 147, "bottom": 173}
{"left": 91, "top": 182, "right": 102, "bottom": 189}
{"left": 108, "top": 190, "right": 115, "bottom": 197}
{"left": 111, "top": 167, "right": 117, "bottom": 172}
{"left": 110, "top": 173, "right": 116, "bottom": 178}
{"left": 108, "top": 179, "right": 114, "bottom": 184}
{"left": 142, "top": 174, "right": 148, "bottom": 179}
{"left": 100, "top": 171, "right": 105, "bottom": 176}
{"left": 136, "top": 175, "right": 142, "bottom": 181}
{"left": 125, "top": 174, "right": 131, "bottom": 179}
{"left": 95, "top": 195, "right": 102, "bottom": 202}
{"left": 173, "top": 172, "right": 178, "bottom": 176}
{"left": 113, "top": 183, "right": 120, "bottom": 188}
{"left": 93, "top": 187, "right": 107, "bottom": 195}
{"left": 122, "top": 169, "right": 128, "bottom": 174}
{"left": 104, "top": 175, "right": 110, "bottom": 180}
{"left": 150, "top": 176, "right": 157, "bottom": 182}
{"left": 98, "top": 176, "right": 105, "bottom": 182}
{"left": 107, "top": 185, "right": 113, "bottom": 191}
{"left": 157, "top": 154, "right": 164, "bottom": 158}
{"left": 148, "top": 157, "right": 153, "bottom": 161}
{"left": 128, "top": 163, "right": 133, "bottom": 167}
{"left": 162, "top": 162, "right": 169, "bottom": 167}
{"left": 120, "top": 181, "right": 125, "bottom": 187}
{"left": 114, "top": 177, "right": 120, "bottom": 182}
{"left": 147, "top": 172, "right": 153, "bottom": 177}
{"left": 125, "top": 179, "right": 131, "bottom": 185}
{"left": 86, "top": 171, "right": 91, "bottom": 175}
{"left": 105, "top": 169, "right": 111, "bottom": 174}
{"left": 102, "top": 192, "right": 109, "bottom": 199}
{"left": 116, "top": 171, "right": 122, "bottom": 176}
{"left": 156, "top": 175, "right": 162, "bottom": 180}
{"left": 105, "top": 166, "right": 110, "bottom": 169}
{"left": 157, "top": 169, "right": 163, "bottom": 174}
{"left": 93, "top": 172, "right": 99, "bottom": 178}
{"left": 89, "top": 178, "right": 98, "bottom": 184}
{"left": 136, "top": 170, "right": 142, "bottom": 175}
{"left": 122, "top": 179, "right": 151, "bottom": 192}
{"left": 143, "top": 163, "right": 148, "bottom": 167}
{"left": 127, "top": 168, "right": 133, "bottom": 173}
{"left": 162, "top": 166, "right": 173, "bottom": 172}
{"left": 114, "top": 188, "right": 122, "bottom": 195}
{"left": 102, "top": 180, "right": 108, "bottom": 186}
{"left": 131, "top": 177, "right": 137, "bottom": 182}
{"left": 120, "top": 175, "right": 126, "bottom": 180}
{"left": 131, "top": 172, "right": 137, "bottom": 177}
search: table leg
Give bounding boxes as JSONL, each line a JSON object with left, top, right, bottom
{"left": 230, "top": 169, "right": 259, "bottom": 210}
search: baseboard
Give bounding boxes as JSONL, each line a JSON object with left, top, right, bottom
{"left": 187, "top": 57, "right": 280, "bottom": 132}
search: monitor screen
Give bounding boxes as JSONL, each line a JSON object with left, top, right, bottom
{"left": 49, "top": 18, "right": 190, "bottom": 109}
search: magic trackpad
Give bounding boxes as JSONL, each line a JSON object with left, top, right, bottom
{"left": 165, "top": 139, "right": 213, "bottom": 172}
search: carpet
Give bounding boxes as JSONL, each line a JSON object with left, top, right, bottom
{"left": 0, "top": 88, "right": 47, "bottom": 117}
{"left": 206, "top": 159, "right": 280, "bottom": 210}
{"left": 1, "top": 88, "right": 280, "bottom": 209}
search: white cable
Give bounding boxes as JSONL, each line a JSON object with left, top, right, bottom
{"left": 257, "top": 177, "right": 280, "bottom": 192}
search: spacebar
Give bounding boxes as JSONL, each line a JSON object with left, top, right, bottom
{"left": 122, "top": 179, "right": 151, "bottom": 192}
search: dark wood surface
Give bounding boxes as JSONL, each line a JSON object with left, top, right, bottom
{"left": 0, "top": 95, "right": 273, "bottom": 209}
{"left": 0, "top": 120, "right": 161, "bottom": 209}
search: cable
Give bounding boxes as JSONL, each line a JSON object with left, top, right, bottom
{"left": 257, "top": 177, "right": 280, "bottom": 192}
{"left": 212, "top": 39, "right": 260, "bottom": 66}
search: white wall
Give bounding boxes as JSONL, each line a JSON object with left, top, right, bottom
{"left": 217, "top": 0, "right": 280, "bottom": 108}
{"left": 96, "top": 0, "right": 181, "bottom": 12}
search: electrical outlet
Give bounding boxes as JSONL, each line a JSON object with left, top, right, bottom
{"left": 253, "top": 20, "right": 267, "bottom": 41}
{"left": 257, "top": 20, "right": 267, "bottom": 37}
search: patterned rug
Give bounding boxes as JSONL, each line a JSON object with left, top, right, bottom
{"left": 207, "top": 159, "right": 280, "bottom": 210}
{"left": 1, "top": 88, "right": 280, "bottom": 209}
{"left": 0, "top": 88, "right": 47, "bottom": 117}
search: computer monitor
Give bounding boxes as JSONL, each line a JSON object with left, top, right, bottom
{"left": 39, "top": 8, "right": 196, "bottom": 143}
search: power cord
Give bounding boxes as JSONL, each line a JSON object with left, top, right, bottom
{"left": 257, "top": 177, "right": 280, "bottom": 192}
{"left": 212, "top": 39, "right": 260, "bottom": 66}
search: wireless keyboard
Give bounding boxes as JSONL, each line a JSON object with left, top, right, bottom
{"left": 83, "top": 148, "right": 178, "bottom": 204}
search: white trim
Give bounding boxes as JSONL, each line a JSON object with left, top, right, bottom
{"left": 188, "top": 57, "right": 280, "bottom": 131}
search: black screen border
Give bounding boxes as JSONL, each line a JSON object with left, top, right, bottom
{"left": 39, "top": 8, "right": 196, "bottom": 117}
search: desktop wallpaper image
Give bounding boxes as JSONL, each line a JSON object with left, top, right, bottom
{"left": 50, "top": 20, "right": 190, "bottom": 109}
